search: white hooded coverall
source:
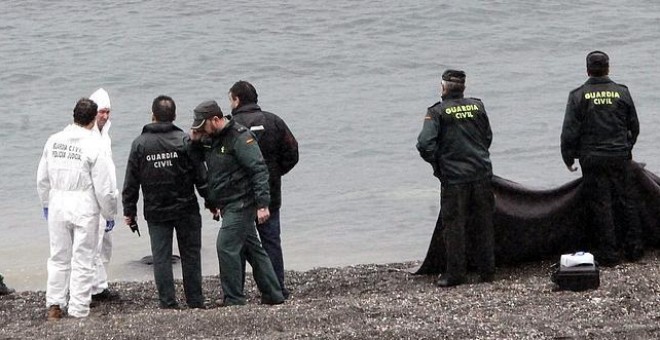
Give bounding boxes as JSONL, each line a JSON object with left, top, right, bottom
{"left": 89, "top": 88, "right": 117, "bottom": 295}
{"left": 37, "top": 123, "right": 117, "bottom": 317}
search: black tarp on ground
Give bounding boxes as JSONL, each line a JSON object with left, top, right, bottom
{"left": 414, "top": 162, "right": 660, "bottom": 275}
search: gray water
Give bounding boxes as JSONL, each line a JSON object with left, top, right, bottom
{"left": 1, "top": 0, "right": 659, "bottom": 291}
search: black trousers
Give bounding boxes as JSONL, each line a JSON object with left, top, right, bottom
{"left": 440, "top": 178, "right": 495, "bottom": 280}
{"left": 147, "top": 213, "right": 204, "bottom": 308}
{"left": 580, "top": 156, "right": 643, "bottom": 263}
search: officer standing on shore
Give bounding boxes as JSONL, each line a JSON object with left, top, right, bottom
{"left": 416, "top": 69, "right": 495, "bottom": 287}
{"left": 228, "top": 80, "right": 299, "bottom": 299}
{"left": 190, "top": 100, "right": 284, "bottom": 306}
{"left": 122, "top": 95, "right": 207, "bottom": 309}
{"left": 561, "top": 51, "right": 642, "bottom": 265}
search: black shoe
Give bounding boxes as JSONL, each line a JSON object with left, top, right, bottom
{"left": 159, "top": 303, "right": 181, "bottom": 310}
{"left": 188, "top": 303, "right": 206, "bottom": 309}
{"left": 436, "top": 275, "right": 464, "bottom": 287}
{"left": 625, "top": 247, "right": 644, "bottom": 262}
{"left": 0, "top": 276, "right": 14, "bottom": 296}
{"left": 260, "top": 297, "right": 285, "bottom": 305}
{"left": 0, "top": 284, "right": 14, "bottom": 295}
{"left": 598, "top": 257, "right": 620, "bottom": 267}
{"left": 479, "top": 273, "right": 495, "bottom": 283}
{"left": 282, "top": 287, "right": 291, "bottom": 300}
{"left": 92, "top": 289, "right": 120, "bottom": 302}
{"left": 216, "top": 299, "right": 246, "bottom": 307}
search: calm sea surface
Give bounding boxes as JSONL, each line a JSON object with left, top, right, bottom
{"left": 1, "top": 0, "right": 659, "bottom": 291}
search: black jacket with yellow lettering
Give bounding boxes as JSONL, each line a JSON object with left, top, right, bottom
{"left": 561, "top": 76, "right": 639, "bottom": 167}
{"left": 416, "top": 92, "right": 493, "bottom": 185}
{"left": 193, "top": 118, "right": 270, "bottom": 211}
{"left": 122, "top": 122, "right": 207, "bottom": 222}
{"left": 231, "top": 103, "right": 299, "bottom": 210}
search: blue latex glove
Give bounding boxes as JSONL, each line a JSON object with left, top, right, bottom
{"left": 43, "top": 208, "right": 48, "bottom": 220}
{"left": 105, "top": 220, "right": 115, "bottom": 232}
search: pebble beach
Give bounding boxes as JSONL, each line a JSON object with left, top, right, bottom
{"left": 1, "top": 250, "right": 659, "bottom": 339}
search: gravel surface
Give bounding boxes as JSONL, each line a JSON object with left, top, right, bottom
{"left": 1, "top": 250, "right": 659, "bottom": 339}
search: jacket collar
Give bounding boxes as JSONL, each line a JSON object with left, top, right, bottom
{"left": 65, "top": 123, "right": 95, "bottom": 137}
{"left": 141, "top": 122, "right": 181, "bottom": 134}
{"left": 586, "top": 76, "right": 612, "bottom": 85}
{"left": 211, "top": 116, "right": 235, "bottom": 138}
{"left": 231, "top": 103, "right": 261, "bottom": 116}
{"left": 441, "top": 92, "right": 464, "bottom": 100}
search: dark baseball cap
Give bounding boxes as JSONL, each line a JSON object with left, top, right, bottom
{"left": 441, "top": 69, "right": 466, "bottom": 84}
{"left": 586, "top": 51, "right": 609, "bottom": 69}
{"left": 191, "top": 100, "right": 223, "bottom": 130}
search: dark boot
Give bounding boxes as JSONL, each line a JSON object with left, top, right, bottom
{"left": 436, "top": 274, "right": 464, "bottom": 287}
{"left": 0, "top": 275, "right": 14, "bottom": 295}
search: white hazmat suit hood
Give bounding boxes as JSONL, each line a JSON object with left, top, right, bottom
{"left": 89, "top": 88, "right": 111, "bottom": 111}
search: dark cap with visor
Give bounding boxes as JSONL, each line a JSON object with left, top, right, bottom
{"left": 191, "top": 100, "right": 223, "bottom": 130}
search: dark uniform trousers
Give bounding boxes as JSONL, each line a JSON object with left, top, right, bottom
{"left": 147, "top": 212, "right": 203, "bottom": 308}
{"left": 218, "top": 201, "right": 284, "bottom": 305}
{"left": 441, "top": 178, "right": 495, "bottom": 281}
{"left": 256, "top": 208, "right": 288, "bottom": 297}
{"left": 580, "top": 156, "right": 643, "bottom": 263}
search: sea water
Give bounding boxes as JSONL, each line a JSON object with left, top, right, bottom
{"left": 1, "top": 0, "right": 659, "bottom": 290}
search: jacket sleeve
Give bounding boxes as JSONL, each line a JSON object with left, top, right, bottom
{"left": 36, "top": 142, "right": 51, "bottom": 208}
{"left": 122, "top": 140, "right": 141, "bottom": 217}
{"left": 91, "top": 151, "right": 118, "bottom": 221}
{"left": 485, "top": 117, "right": 493, "bottom": 149}
{"left": 560, "top": 92, "right": 581, "bottom": 167}
{"left": 626, "top": 90, "right": 640, "bottom": 147}
{"left": 275, "top": 117, "right": 299, "bottom": 175}
{"left": 234, "top": 133, "right": 270, "bottom": 209}
{"left": 185, "top": 136, "right": 210, "bottom": 201}
{"left": 416, "top": 108, "right": 440, "bottom": 164}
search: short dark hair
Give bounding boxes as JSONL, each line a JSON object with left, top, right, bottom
{"left": 442, "top": 80, "right": 465, "bottom": 94}
{"left": 229, "top": 80, "right": 258, "bottom": 106}
{"left": 73, "top": 98, "right": 98, "bottom": 126}
{"left": 152, "top": 95, "right": 176, "bottom": 122}
{"left": 586, "top": 51, "right": 609, "bottom": 77}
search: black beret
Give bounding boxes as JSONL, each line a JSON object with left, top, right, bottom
{"left": 586, "top": 51, "right": 609, "bottom": 69}
{"left": 442, "top": 69, "right": 466, "bottom": 84}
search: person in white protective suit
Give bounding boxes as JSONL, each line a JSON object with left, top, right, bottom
{"left": 37, "top": 98, "right": 117, "bottom": 320}
{"left": 89, "top": 88, "right": 120, "bottom": 302}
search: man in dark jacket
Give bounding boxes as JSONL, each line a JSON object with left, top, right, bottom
{"left": 122, "top": 95, "right": 206, "bottom": 309}
{"left": 561, "top": 51, "right": 642, "bottom": 265}
{"left": 191, "top": 100, "right": 284, "bottom": 306}
{"left": 228, "top": 80, "right": 299, "bottom": 298}
{"left": 417, "top": 69, "right": 495, "bottom": 287}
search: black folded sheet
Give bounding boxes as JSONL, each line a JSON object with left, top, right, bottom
{"left": 414, "top": 161, "right": 660, "bottom": 275}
